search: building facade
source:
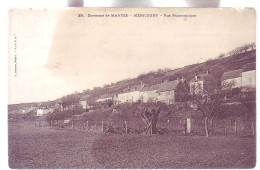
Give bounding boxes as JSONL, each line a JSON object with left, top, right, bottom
{"left": 221, "top": 69, "right": 243, "bottom": 89}
{"left": 79, "top": 95, "right": 90, "bottom": 109}
{"left": 242, "top": 62, "right": 256, "bottom": 88}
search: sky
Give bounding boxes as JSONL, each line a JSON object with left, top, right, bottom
{"left": 8, "top": 8, "right": 256, "bottom": 104}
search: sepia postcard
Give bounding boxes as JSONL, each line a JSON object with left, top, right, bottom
{"left": 8, "top": 8, "right": 256, "bottom": 169}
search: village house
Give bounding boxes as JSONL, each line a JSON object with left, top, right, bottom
{"left": 140, "top": 84, "right": 161, "bottom": 103}
{"left": 221, "top": 69, "right": 243, "bottom": 89}
{"left": 21, "top": 106, "right": 37, "bottom": 115}
{"left": 95, "top": 93, "right": 115, "bottom": 107}
{"left": 96, "top": 94, "right": 112, "bottom": 102}
{"left": 157, "top": 80, "right": 178, "bottom": 104}
{"left": 157, "top": 77, "right": 189, "bottom": 104}
{"left": 55, "top": 100, "right": 64, "bottom": 111}
{"left": 189, "top": 70, "right": 211, "bottom": 94}
{"left": 139, "top": 86, "right": 150, "bottom": 103}
{"left": 112, "top": 94, "right": 119, "bottom": 105}
{"left": 79, "top": 95, "right": 90, "bottom": 109}
{"left": 242, "top": 62, "right": 256, "bottom": 88}
{"left": 117, "top": 88, "right": 129, "bottom": 104}
{"left": 36, "top": 107, "right": 53, "bottom": 116}
{"left": 117, "top": 84, "right": 144, "bottom": 104}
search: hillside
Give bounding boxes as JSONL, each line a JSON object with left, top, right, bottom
{"left": 85, "top": 49, "right": 255, "bottom": 103}
{"left": 8, "top": 49, "right": 256, "bottom": 109}
{"left": 108, "top": 49, "right": 256, "bottom": 90}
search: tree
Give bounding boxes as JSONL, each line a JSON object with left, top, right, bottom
{"left": 190, "top": 76, "right": 232, "bottom": 137}
{"left": 163, "top": 67, "right": 171, "bottom": 72}
{"left": 139, "top": 102, "right": 165, "bottom": 134}
{"left": 227, "top": 42, "right": 256, "bottom": 56}
{"left": 218, "top": 53, "right": 225, "bottom": 59}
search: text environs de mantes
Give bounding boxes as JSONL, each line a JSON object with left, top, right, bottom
{"left": 87, "top": 14, "right": 159, "bottom": 17}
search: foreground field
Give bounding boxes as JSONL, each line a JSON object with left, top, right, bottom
{"left": 9, "top": 124, "right": 256, "bottom": 169}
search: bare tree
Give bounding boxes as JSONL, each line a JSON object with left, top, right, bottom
{"left": 190, "top": 76, "right": 233, "bottom": 137}
{"left": 139, "top": 103, "right": 164, "bottom": 134}
{"left": 227, "top": 42, "right": 256, "bottom": 56}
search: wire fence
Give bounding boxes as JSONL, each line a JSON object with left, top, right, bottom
{"left": 9, "top": 117, "right": 255, "bottom": 137}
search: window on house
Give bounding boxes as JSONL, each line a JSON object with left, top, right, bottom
{"left": 249, "top": 77, "right": 252, "bottom": 84}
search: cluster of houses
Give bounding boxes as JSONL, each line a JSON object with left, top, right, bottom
{"left": 19, "top": 106, "right": 53, "bottom": 116}
{"left": 19, "top": 101, "right": 64, "bottom": 117}
{"left": 17, "top": 62, "right": 255, "bottom": 116}
{"left": 80, "top": 62, "right": 256, "bottom": 109}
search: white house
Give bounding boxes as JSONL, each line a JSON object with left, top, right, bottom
{"left": 242, "top": 62, "right": 256, "bottom": 88}
{"left": 157, "top": 80, "right": 179, "bottom": 104}
{"left": 221, "top": 69, "right": 243, "bottom": 89}
{"left": 37, "top": 108, "right": 52, "bottom": 116}
{"left": 95, "top": 94, "right": 114, "bottom": 103}
{"left": 190, "top": 71, "right": 211, "bottom": 94}
{"left": 140, "top": 84, "right": 161, "bottom": 103}
{"left": 118, "top": 84, "right": 144, "bottom": 104}
{"left": 79, "top": 95, "right": 90, "bottom": 109}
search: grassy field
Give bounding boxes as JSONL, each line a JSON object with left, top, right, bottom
{"left": 9, "top": 124, "right": 256, "bottom": 169}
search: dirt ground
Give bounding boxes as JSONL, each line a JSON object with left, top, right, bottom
{"left": 8, "top": 124, "right": 256, "bottom": 169}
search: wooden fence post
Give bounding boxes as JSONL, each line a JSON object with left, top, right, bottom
{"left": 186, "top": 118, "right": 191, "bottom": 134}
{"left": 252, "top": 120, "right": 255, "bottom": 136}
{"left": 234, "top": 120, "right": 237, "bottom": 135}
{"left": 214, "top": 122, "right": 217, "bottom": 136}
{"left": 86, "top": 121, "right": 88, "bottom": 131}
{"left": 125, "top": 121, "right": 128, "bottom": 134}
{"left": 102, "top": 121, "right": 104, "bottom": 133}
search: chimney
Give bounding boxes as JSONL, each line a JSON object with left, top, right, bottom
{"left": 195, "top": 74, "right": 198, "bottom": 81}
{"left": 206, "top": 70, "right": 210, "bottom": 75}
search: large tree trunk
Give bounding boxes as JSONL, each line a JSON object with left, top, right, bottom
{"left": 204, "top": 117, "right": 209, "bottom": 137}
{"left": 141, "top": 107, "right": 160, "bottom": 134}
{"left": 145, "top": 117, "right": 158, "bottom": 134}
{"left": 146, "top": 118, "right": 158, "bottom": 134}
{"left": 151, "top": 119, "right": 158, "bottom": 134}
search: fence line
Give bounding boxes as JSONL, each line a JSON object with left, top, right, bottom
{"left": 9, "top": 118, "right": 256, "bottom": 136}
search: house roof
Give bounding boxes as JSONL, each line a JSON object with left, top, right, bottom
{"left": 221, "top": 69, "right": 242, "bottom": 80}
{"left": 190, "top": 73, "right": 209, "bottom": 82}
{"left": 243, "top": 62, "right": 256, "bottom": 72}
{"left": 140, "top": 86, "right": 150, "bottom": 92}
{"left": 23, "top": 107, "right": 37, "bottom": 114}
{"left": 119, "top": 85, "right": 144, "bottom": 94}
{"left": 147, "top": 84, "right": 161, "bottom": 91}
{"left": 156, "top": 80, "right": 179, "bottom": 92}
{"left": 98, "top": 93, "right": 114, "bottom": 99}
{"left": 80, "top": 95, "right": 90, "bottom": 101}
